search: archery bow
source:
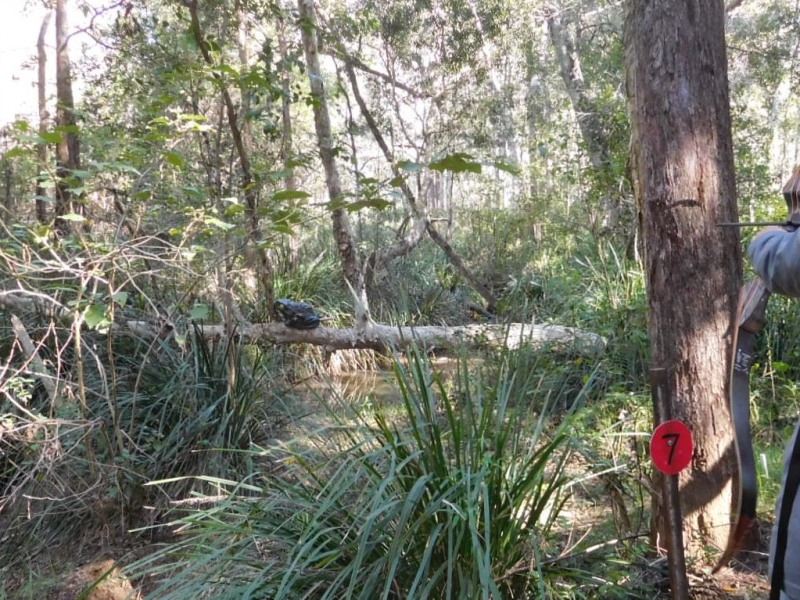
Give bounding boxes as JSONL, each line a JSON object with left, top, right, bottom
{"left": 711, "top": 277, "right": 769, "bottom": 572}
{"left": 713, "top": 165, "right": 800, "bottom": 574}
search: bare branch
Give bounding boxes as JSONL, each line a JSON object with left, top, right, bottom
{"left": 725, "top": 0, "right": 744, "bottom": 13}
{"left": 341, "top": 61, "right": 499, "bottom": 311}
{"left": 334, "top": 51, "right": 426, "bottom": 98}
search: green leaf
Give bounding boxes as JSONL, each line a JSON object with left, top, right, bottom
{"left": 327, "top": 197, "right": 348, "bottom": 211}
{"left": 164, "top": 151, "right": 185, "bottom": 169}
{"left": 345, "top": 198, "right": 392, "bottom": 212}
{"left": 272, "top": 222, "right": 295, "bottom": 235}
{"left": 178, "top": 114, "right": 208, "bottom": 122}
{"left": 111, "top": 292, "right": 128, "bottom": 307}
{"left": 492, "top": 159, "right": 521, "bottom": 176}
{"left": 29, "top": 225, "right": 51, "bottom": 243}
{"left": 55, "top": 124, "right": 80, "bottom": 135}
{"left": 216, "top": 64, "right": 240, "bottom": 78}
{"left": 4, "top": 147, "right": 28, "bottom": 159}
{"left": 190, "top": 303, "right": 211, "bottom": 321}
{"left": 93, "top": 161, "right": 141, "bottom": 175}
{"left": 271, "top": 207, "right": 303, "bottom": 224}
{"left": 39, "top": 131, "right": 63, "bottom": 144}
{"left": 271, "top": 189, "right": 310, "bottom": 202}
{"left": 182, "top": 185, "right": 202, "bottom": 198}
{"left": 59, "top": 213, "right": 86, "bottom": 222}
{"left": 398, "top": 160, "right": 422, "bottom": 172}
{"left": 224, "top": 203, "right": 245, "bottom": 218}
{"left": 84, "top": 302, "right": 109, "bottom": 330}
{"left": 204, "top": 217, "right": 234, "bottom": 230}
{"left": 430, "top": 153, "right": 482, "bottom": 174}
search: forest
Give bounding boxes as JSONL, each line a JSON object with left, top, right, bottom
{"left": 0, "top": 0, "right": 798, "bottom": 598}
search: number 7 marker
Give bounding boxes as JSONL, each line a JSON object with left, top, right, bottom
{"left": 650, "top": 420, "right": 694, "bottom": 475}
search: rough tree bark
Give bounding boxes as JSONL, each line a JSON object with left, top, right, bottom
{"left": 55, "top": 0, "right": 82, "bottom": 236}
{"left": 298, "top": 0, "right": 371, "bottom": 327}
{"left": 625, "top": 0, "right": 742, "bottom": 564}
{"left": 36, "top": 10, "right": 52, "bottom": 225}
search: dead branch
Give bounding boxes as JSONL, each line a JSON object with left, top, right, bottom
{"left": 10, "top": 315, "right": 58, "bottom": 403}
{"left": 123, "top": 319, "right": 606, "bottom": 356}
{"left": 1, "top": 284, "right": 605, "bottom": 356}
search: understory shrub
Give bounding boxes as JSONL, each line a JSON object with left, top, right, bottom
{"left": 129, "top": 350, "right": 589, "bottom": 599}
{"left": 0, "top": 327, "right": 285, "bottom": 569}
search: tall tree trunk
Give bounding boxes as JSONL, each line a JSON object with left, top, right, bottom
{"left": 187, "top": 0, "right": 276, "bottom": 315}
{"left": 524, "top": 32, "right": 554, "bottom": 217}
{"left": 1, "top": 144, "right": 13, "bottom": 213}
{"left": 55, "top": 0, "right": 82, "bottom": 236}
{"left": 546, "top": 8, "right": 609, "bottom": 171}
{"left": 547, "top": 6, "right": 629, "bottom": 234}
{"left": 298, "top": 0, "right": 370, "bottom": 327}
{"left": 277, "top": 13, "right": 300, "bottom": 270}
{"left": 235, "top": 2, "right": 277, "bottom": 315}
{"left": 36, "top": 10, "right": 52, "bottom": 225}
{"left": 463, "top": 0, "right": 518, "bottom": 165}
{"left": 625, "top": 0, "right": 742, "bottom": 564}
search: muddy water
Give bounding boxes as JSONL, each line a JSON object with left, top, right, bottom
{"left": 286, "top": 357, "right": 467, "bottom": 448}
{"left": 311, "top": 356, "right": 466, "bottom": 407}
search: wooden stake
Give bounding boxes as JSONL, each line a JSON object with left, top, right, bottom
{"left": 651, "top": 368, "right": 690, "bottom": 600}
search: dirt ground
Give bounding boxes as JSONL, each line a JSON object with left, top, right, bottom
{"left": 48, "top": 560, "right": 139, "bottom": 600}
{"left": 0, "top": 550, "right": 773, "bottom": 599}
{"left": 3, "top": 557, "right": 140, "bottom": 600}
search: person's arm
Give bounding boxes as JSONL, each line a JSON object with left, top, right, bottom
{"left": 747, "top": 227, "right": 800, "bottom": 297}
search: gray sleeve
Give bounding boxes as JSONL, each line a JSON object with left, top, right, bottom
{"left": 770, "top": 421, "right": 800, "bottom": 600}
{"left": 747, "top": 229, "right": 800, "bottom": 297}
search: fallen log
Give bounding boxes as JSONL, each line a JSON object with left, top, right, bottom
{"left": 1, "top": 289, "right": 606, "bottom": 355}
{"left": 123, "top": 320, "right": 606, "bottom": 355}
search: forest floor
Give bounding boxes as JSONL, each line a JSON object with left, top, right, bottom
{"left": 5, "top": 512, "right": 771, "bottom": 599}
{"left": 0, "top": 363, "right": 775, "bottom": 599}
{"left": 3, "top": 549, "right": 771, "bottom": 600}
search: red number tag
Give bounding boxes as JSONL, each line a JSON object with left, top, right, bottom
{"left": 650, "top": 420, "right": 693, "bottom": 475}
